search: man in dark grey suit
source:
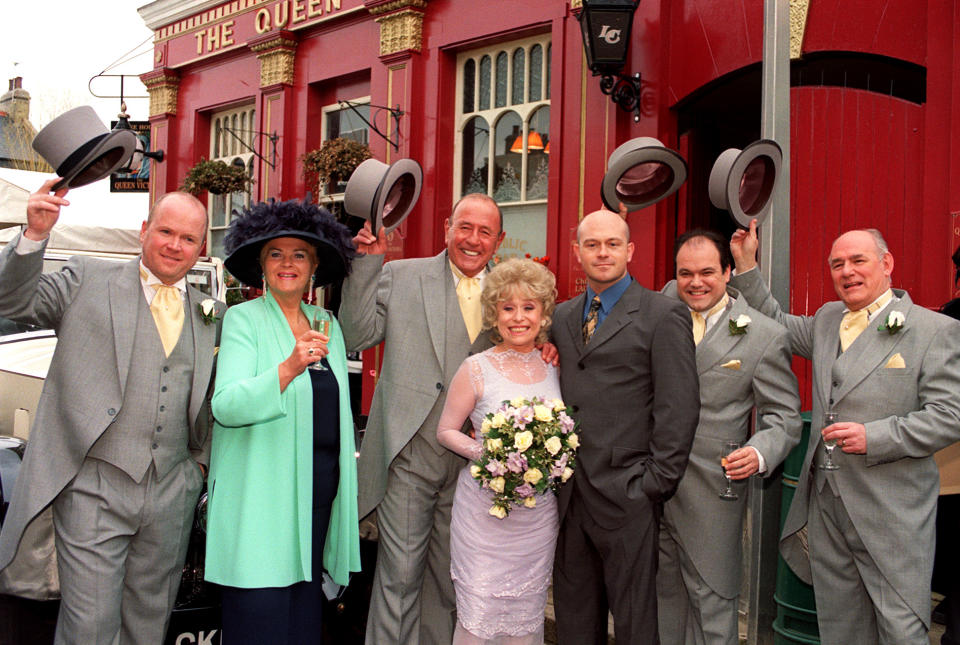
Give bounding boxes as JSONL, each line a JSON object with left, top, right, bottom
{"left": 340, "top": 194, "right": 504, "bottom": 645}
{"left": 731, "top": 220, "right": 960, "bottom": 645}
{"left": 552, "top": 208, "right": 700, "bottom": 645}
{"left": 658, "top": 230, "right": 802, "bottom": 645}
{"left": 0, "top": 179, "right": 220, "bottom": 645}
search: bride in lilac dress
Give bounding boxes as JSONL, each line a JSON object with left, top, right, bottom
{"left": 437, "top": 258, "right": 561, "bottom": 645}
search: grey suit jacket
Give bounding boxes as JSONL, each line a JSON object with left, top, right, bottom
{"left": 0, "top": 234, "right": 220, "bottom": 573}
{"left": 339, "top": 251, "right": 492, "bottom": 519}
{"left": 552, "top": 280, "right": 700, "bottom": 529}
{"left": 660, "top": 282, "right": 801, "bottom": 597}
{"left": 730, "top": 269, "right": 960, "bottom": 620}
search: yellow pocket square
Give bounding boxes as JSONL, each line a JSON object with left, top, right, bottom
{"left": 884, "top": 353, "right": 905, "bottom": 369}
{"left": 721, "top": 359, "right": 742, "bottom": 370}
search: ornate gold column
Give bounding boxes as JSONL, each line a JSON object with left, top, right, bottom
{"left": 248, "top": 31, "right": 298, "bottom": 88}
{"left": 366, "top": 0, "right": 427, "bottom": 59}
{"left": 790, "top": 0, "right": 811, "bottom": 59}
{"left": 140, "top": 67, "right": 180, "bottom": 118}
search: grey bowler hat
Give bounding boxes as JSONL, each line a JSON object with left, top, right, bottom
{"left": 32, "top": 106, "right": 137, "bottom": 191}
{"left": 344, "top": 158, "right": 423, "bottom": 234}
{"left": 708, "top": 139, "right": 782, "bottom": 227}
{"left": 601, "top": 137, "right": 688, "bottom": 213}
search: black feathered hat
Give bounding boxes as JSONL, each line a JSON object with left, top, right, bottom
{"left": 224, "top": 198, "right": 356, "bottom": 288}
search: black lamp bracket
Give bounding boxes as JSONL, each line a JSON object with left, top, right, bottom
{"left": 337, "top": 99, "right": 404, "bottom": 151}
{"left": 599, "top": 71, "right": 643, "bottom": 123}
{"left": 222, "top": 126, "right": 279, "bottom": 170}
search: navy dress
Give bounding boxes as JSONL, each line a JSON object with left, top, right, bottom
{"left": 220, "top": 360, "right": 340, "bottom": 645}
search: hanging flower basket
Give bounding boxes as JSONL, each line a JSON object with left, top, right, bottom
{"left": 300, "top": 138, "right": 372, "bottom": 193}
{"left": 180, "top": 158, "right": 253, "bottom": 196}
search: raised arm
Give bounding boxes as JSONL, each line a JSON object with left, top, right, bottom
{"left": 339, "top": 224, "right": 390, "bottom": 352}
{"left": 729, "top": 218, "right": 816, "bottom": 359}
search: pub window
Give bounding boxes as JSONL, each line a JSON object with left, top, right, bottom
{"left": 208, "top": 104, "right": 255, "bottom": 260}
{"left": 320, "top": 98, "right": 371, "bottom": 198}
{"left": 455, "top": 34, "right": 551, "bottom": 260}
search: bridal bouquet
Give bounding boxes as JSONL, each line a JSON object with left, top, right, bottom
{"left": 470, "top": 396, "right": 580, "bottom": 519}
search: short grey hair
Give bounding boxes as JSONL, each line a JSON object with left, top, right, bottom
{"left": 862, "top": 228, "right": 889, "bottom": 257}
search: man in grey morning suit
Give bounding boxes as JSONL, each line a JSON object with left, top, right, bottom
{"left": 730, "top": 220, "right": 960, "bottom": 644}
{"left": 0, "top": 180, "right": 221, "bottom": 645}
{"left": 658, "top": 230, "right": 802, "bottom": 645}
{"left": 339, "top": 193, "right": 505, "bottom": 645}
{"left": 552, "top": 209, "right": 700, "bottom": 645}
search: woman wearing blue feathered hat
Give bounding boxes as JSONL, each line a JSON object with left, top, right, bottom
{"left": 204, "top": 198, "right": 360, "bottom": 645}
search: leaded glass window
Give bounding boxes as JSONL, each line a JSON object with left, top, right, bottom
{"left": 455, "top": 34, "right": 552, "bottom": 261}
{"left": 208, "top": 104, "right": 255, "bottom": 259}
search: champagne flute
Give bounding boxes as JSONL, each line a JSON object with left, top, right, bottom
{"left": 820, "top": 411, "right": 840, "bottom": 470}
{"left": 718, "top": 441, "right": 741, "bottom": 500}
{"left": 308, "top": 308, "right": 332, "bottom": 371}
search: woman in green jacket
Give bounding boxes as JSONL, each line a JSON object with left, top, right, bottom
{"left": 205, "top": 199, "right": 360, "bottom": 645}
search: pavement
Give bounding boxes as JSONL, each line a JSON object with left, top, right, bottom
{"left": 543, "top": 588, "right": 949, "bottom": 644}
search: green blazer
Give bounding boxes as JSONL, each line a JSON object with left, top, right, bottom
{"left": 205, "top": 292, "right": 360, "bottom": 587}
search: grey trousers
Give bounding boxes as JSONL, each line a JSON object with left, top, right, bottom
{"left": 808, "top": 487, "right": 928, "bottom": 645}
{"left": 657, "top": 522, "right": 739, "bottom": 645}
{"left": 365, "top": 429, "right": 464, "bottom": 645}
{"left": 52, "top": 457, "right": 203, "bottom": 645}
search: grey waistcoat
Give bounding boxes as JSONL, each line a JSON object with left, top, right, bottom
{"left": 87, "top": 294, "right": 195, "bottom": 482}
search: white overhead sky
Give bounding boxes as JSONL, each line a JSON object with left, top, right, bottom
{"left": 0, "top": 2, "right": 156, "bottom": 229}
{"left": 1, "top": 1, "right": 154, "bottom": 128}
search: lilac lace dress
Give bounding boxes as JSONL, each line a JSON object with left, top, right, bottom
{"left": 437, "top": 348, "right": 561, "bottom": 645}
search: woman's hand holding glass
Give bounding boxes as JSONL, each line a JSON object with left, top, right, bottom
{"left": 278, "top": 325, "right": 329, "bottom": 390}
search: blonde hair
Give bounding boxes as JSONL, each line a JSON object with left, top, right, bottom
{"left": 481, "top": 258, "right": 557, "bottom": 344}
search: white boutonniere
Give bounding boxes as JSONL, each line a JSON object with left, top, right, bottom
{"left": 728, "top": 314, "right": 751, "bottom": 336}
{"left": 877, "top": 310, "right": 905, "bottom": 334}
{"left": 198, "top": 299, "right": 219, "bottom": 326}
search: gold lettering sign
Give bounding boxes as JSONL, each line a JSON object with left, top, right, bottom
{"left": 195, "top": 20, "right": 236, "bottom": 55}
{"left": 182, "top": 0, "right": 345, "bottom": 57}
{"left": 255, "top": 0, "right": 341, "bottom": 36}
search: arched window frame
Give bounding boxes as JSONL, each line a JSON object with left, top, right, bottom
{"left": 454, "top": 34, "right": 551, "bottom": 206}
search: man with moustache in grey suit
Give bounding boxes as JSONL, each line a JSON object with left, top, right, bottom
{"left": 658, "top": 229, "right": 802, "bottom": 645}
{"left": 551, "top": 208, "right": 700, "bottom": 645}
{"left": 339, "top": 193, "right": 505, "bottom": 645}
{"left": 730, "top": 219, "right": 960, "bottom": 645}
{"left": 0, "top": 179, "right": 220, "bottom": 645}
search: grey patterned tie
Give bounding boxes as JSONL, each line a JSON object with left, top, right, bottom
{"left": 582, "top": 295, "right": 602, "bottom": 344}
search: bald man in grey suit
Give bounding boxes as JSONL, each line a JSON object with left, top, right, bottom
{"left": 0, "top": 180, "right": 221, "bottom": 645}
{"left": 730, "top": 220, "right": 960, "bottom": 645}
{"left": 658, "top": 230, "right": 801, "bottom": 645}
{"left": 552, "top": 209, "right": 700, "bottom": 645}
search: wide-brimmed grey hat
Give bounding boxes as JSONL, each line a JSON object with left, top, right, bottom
{"left": 32, "top": 106, "right": 137, "bottom": 191}
{"left": 601, "top": 137, "right": 688, "bottom": 213}
{"left": 708, "top": 139, "right": 782, "bottom": 227}
{"left": 344, "top": 158, "right": 422, "bottom": 234}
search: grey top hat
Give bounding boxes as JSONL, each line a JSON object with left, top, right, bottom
{"left": 344, "top": 158, "right": 423, "bottom": 234}
{"left": 708, "top": 139, "right": 782, "bottom": 227}
{"left": 32, "top": 106, "right": 137, "bottom": 191}
{"left": 601, "top": 137, "right": 688, "bottom": 213}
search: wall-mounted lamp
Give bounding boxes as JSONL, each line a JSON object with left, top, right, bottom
{"left": 113, "top": 101, "right": 164, "bottom": 174}
{"left": 577, "top": 0, "right": 643, "bottom": 123}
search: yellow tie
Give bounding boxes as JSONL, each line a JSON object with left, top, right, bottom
{"left": 142, "top": 268, "right": 184, "bottom": 357}
{"left": 839, "top": 290, "right": 893, "bottom": 352}
{"left": 691, "top": 295, "right": 729, "bottom": 345}
{"left": 453, "top": 264, "right": 482, "bottom": 343}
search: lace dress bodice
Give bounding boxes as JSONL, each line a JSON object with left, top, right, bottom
{"left": 437, "top": 347, "right": 561, "bottom": 462}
